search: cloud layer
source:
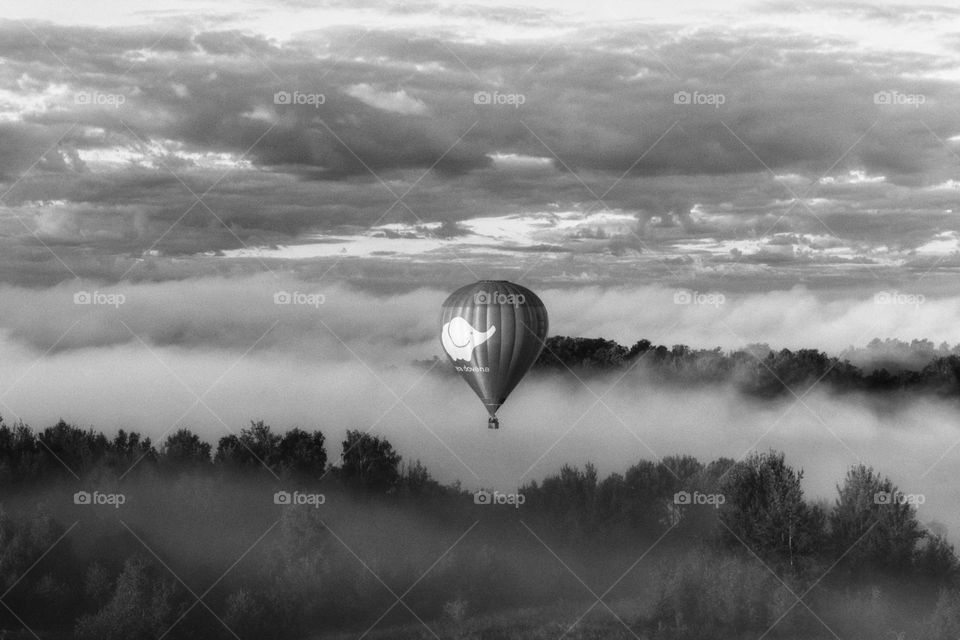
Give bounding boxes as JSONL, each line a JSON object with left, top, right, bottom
{"left": 2, "top": 1, "right": 960, "bottom": 287}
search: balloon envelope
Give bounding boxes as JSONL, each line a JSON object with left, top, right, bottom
{"left": 440, "top": 281, "right": 549, "bottom": 417}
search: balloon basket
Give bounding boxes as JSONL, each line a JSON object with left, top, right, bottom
{"left": 488, "top": 417, "right": 500, "bottom": 430}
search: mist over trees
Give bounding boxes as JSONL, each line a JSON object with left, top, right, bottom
{"left": 1, "top": 413, "right": 959, "bottom": 639}
{"left": 423, "top": 336, "right": 960, "bottom": 400}
{"left": 4, "top": 335, "right": 960, "bottom": 637}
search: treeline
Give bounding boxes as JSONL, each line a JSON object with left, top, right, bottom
{"left": 520, "top": 336, "right": 960, "bottom": 398}
{"left": 2, "top": 416, "right": 960, "bottom": 639}
{"left": 0, "top": 419, "right": 329, "bottom": 486}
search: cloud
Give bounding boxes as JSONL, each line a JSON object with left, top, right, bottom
{"left": 344, "top": 83, "right": 429, "bottom": 115}
{"left": 1, "top": 8, "right": 960, "bottom": 284}
{"left": 1, "top": 276, "right": 959, "bottom": 365}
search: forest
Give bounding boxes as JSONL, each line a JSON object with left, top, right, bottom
{"left": 1, "top": 337, "right": 960, "bottom": 638}
{"left": 0, "top": 412, "right": 959, "bottom": 639}
{"left": 521, "top": 336, "right": 960, "bottom": 398}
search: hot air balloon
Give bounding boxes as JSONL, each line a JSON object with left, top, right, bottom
{"left": 439, "top": 280, "right": 549, "bottom": 429}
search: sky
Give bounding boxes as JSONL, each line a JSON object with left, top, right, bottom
{"left": 3, "top": 0, "right": 960, "bottom": 534}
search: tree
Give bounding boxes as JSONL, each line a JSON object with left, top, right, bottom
{"left": 160, "top": 428, "right": 212, "bottom": 470}
{"left": 0, "top": 507, "right": 79, "bottom": 628}
{"left": 670, "top": 457, "right": 732, "bottom": 538}
{"left": 400, "top": 459, "right": 440, "bottom": 497}
{"left": 215, "top": 421, "right": 281, "bottom": 472}
{"left": 38, "top": 419, "right": 109, "bottom": 477}
{"left": 535, "top": 336, "right": 631, "bottom": 369}
{"left": 621, "top": 459, "right": 678, "bottom": 537}
{"left": 339, "top": 430, "right": 401, "bottom": 492}
{"left": 526, "top": 463, "right": 599, "bottom": 544}
{"left": 277, "top": 428, "right": 327, "bottom": 479}
{"left": 660, "top": 455, "right": 703, "bottom": 487}
{"left": 719, "top": 451, "right": 823, "bottom": 571}
{"left": 107, "top": 430, "right": 156, "bottom": 471}
{"left": 0, "top": 419, "right": 42, "bottom": 485}
{"left": 595, "top": 472, "right": 630, "bottom": 542}
{"left": 829, "top": 464, "right": 924, "bottom": 576}
{"left": 915, "top": 534, "right": 960, "bottom": 585}
{"left": 74, "top": 556, "right": 182, "bottom": 640}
